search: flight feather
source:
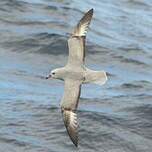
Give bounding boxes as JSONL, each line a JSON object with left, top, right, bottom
{"left": 72, "top": 8, "right": 93, "bottom": 37}
{"left": 62, "top": 109, "right": 78, "bottom": 147}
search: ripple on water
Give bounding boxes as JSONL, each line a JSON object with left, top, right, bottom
{"left": 0, "top": 0, "right": 152, "bottom": 151}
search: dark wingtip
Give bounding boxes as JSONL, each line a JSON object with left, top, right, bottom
{"left": 72, "top": 8, "right": 94, "bottom": 37}
{"left": 71, "top": 135, "right": 78, "bottom": 147}
{"left": 74, "top": 141, "right": 78, "bottom": 147}
{"left": 85, "top": 8, "right": 93, "bottom": 18}
{"left": 88, "top": 8, "right": 94, "bottom": 14}
{"left": 90, "top": 8, "right": 94, "bottom": 12}
{"left": 62, "top": 109, "right": 79, "bottom": 147}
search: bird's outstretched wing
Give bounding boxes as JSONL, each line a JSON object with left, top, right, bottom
{"left": 62, "top": 109, "right": 78, "bottom": 147}
{"left": 61, "top": 9, "right": 93, "bottom": 146}
{"left": 61, "top": 79, "right": 81, "bottom": 147}
{"left": 72, "top": 8, "right": 93, "bottom": 37}
{"left": 67, "top": 9, "right": 93, "bottom": 66}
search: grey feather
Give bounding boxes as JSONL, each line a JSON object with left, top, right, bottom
{"left": 72, "top": 8, "right": 93, "bottom": 36}
{"left": 62, "top": 109, "right": 78, "bottom": 147}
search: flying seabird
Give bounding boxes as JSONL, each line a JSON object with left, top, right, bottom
{"left": 46, "top": 8, "right": 107, "bottom": 147}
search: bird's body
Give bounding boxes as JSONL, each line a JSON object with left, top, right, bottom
{"left": 46, "top": 9, "right": 107, "bottom": 147}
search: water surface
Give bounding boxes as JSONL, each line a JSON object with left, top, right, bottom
{"left": 0, "top": 0, "right": 152, "bottom": 151}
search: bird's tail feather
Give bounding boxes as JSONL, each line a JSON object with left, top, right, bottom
{"left": 84, "top": 70, "right": 107, "bottom": 86}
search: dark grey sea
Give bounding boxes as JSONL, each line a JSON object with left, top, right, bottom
{"left": 0, "top": 0, "right": 152, "bottom": 151}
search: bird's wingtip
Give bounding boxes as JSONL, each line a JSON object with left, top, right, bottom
{"left": 90, "top": 8, "right": 94, "bottom": 12}
{"left": 86, "top": 8, "right": 94, "bottom": 17}
{"left": 87, "top": 8, "right": 94, "bottom": 15}
{"left": 62, "top": 109, "right": 79, "bottom": 147}
{"left": 72, "top": 8, "right": 94, "bottom": 37}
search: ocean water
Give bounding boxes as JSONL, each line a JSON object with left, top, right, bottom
{"left": 0, "top": 0, "right": 152, "bottom": 151}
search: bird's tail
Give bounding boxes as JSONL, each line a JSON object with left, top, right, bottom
{"left": 84, "top": 69, "right": 107, "bottom": 86}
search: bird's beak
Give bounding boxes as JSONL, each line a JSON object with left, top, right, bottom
{"left": 45, "top": 74, "right": 51, "bottom": 79}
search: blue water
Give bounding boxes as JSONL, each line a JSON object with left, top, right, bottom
{"left": 0, "top": 0, "right": 152, "bottom": 151}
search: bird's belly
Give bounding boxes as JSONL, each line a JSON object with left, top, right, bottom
{"left": 63, "top": 67, "right": 84, "bottom": 81}
{"left": 66, "top": 71, "right": 84, "bottom": 81}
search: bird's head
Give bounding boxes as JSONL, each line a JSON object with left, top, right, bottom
{"left": 46, "top": 68, "right": 64, "bottom": 80}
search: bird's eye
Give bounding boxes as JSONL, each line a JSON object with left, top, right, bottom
{"left": 52, "top": 72, "right": 55, "bottom": 75}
